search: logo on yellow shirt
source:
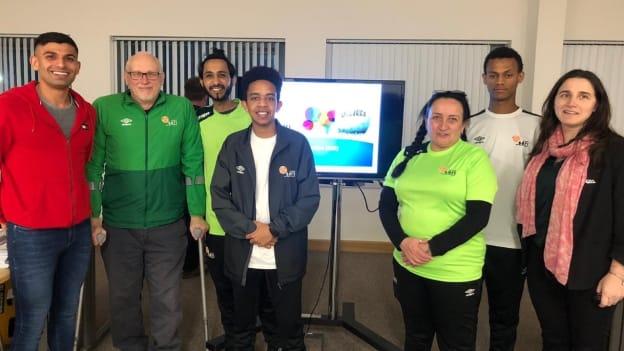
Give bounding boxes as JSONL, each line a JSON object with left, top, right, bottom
{"left": 438, "top": 166, "right": 457, "bottom": 176}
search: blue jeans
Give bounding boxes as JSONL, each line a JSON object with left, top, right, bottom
{"left": 7, "top": 220, "right": 92, "bottom": 351}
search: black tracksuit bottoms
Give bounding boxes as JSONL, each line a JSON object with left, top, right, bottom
{"left": 393, "top": 260, "right": 482, "bottom": 351}
{"left": 204, "top": 234, "right": 236, "bottom": 349}
{"left": 482, "top": 245, "right": 526, "bottom": 351}
{"left": 231, "top": 268, "right": 305, "bottom": 351}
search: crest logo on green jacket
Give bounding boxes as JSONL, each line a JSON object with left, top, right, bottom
{"left": 161, "top": 115, "right": 178, "bottom": 127}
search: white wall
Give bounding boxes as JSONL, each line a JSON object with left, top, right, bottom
{"left": 0, "top": 0, "right": 531, "bottom": 101}
{"left": 565, "top": 0, "right": 624, "bottom": 40}
{"left": 1, "top": 0, "right": 622, "bottom": 241}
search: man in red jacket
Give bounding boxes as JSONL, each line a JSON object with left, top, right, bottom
{"left": 0, "top": 32, "right": 96, "bottom": 351}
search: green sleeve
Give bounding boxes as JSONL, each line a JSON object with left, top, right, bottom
{"left": 181, "top": 100, "right": 206, "bottom": 216}
{"left": 465, "top": 149, "right": 498, "bottom": 203}
{"left": 86, "top": 99, "right": 107, "bottom": 217}
{"left": 210, "top": 137, "right": 256, "bottom": 239}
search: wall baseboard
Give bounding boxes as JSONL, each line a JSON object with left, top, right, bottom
{"left": 308, "top": 239, "right": 393, "bottom": 254}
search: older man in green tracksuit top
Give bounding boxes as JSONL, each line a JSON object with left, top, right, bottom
{"left": 87, "top": 52, "right": 207, "bottom": 351}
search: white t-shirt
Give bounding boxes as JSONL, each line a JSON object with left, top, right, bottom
{"left": 466, "top": 108, "right": 540, "bottom": 249}
{"left": 248, "top": 131, "right": 277, "bottom": 269}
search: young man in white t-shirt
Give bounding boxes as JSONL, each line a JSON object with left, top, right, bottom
{"left": 211, "top": 66, "right": 320, "bottom": 350}
{"left": 466, "top": 47, "right": 540, "bottom": 351}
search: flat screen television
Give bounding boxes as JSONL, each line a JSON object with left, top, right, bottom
{"left": 275, "top": 78, "right": 405, "bottom": 180}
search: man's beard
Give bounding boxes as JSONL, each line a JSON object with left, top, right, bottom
{"left": 208, "top": 84, "right": 233, "bottom": 102}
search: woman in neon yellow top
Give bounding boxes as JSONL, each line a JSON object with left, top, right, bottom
{"left": 379, "top": 91, "right": 497, "bottom": 351}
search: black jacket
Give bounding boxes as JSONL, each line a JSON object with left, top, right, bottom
{"left": 211, "top": 122, "right": 320, "bottom": 286}
{"left": 526, "top": 133, "right": 624, "bottom": 290}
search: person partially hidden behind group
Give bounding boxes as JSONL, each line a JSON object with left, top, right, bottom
{"left": 379, "top": 90, "right": 498, "bottom": 351}
{"left": 517, "top": 69, "right": 624, "bottom": 350}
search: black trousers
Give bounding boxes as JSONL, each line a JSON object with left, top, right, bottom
{"left": 204, "top": 234, "right": 236, "bottom": 349}
{"left": 231, "top": 269, "right": 305, "bottom": 351}
{"left": 483, "top": 245, "right": 526, "bottom": 351}
{"left": 102, "top": 219, "right": 187, "bottom": 351}
{"left": 393, "top": 260, "right": 482, "bottom": 351}
{"left": 526, "top": 242, "right": 615, "bottom": 351}
{"left": 182, "top": 212, "right": 199, "bottom": 272}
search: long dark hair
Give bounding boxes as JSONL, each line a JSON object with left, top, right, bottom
{"left": 531, "top": 69, "right": 613, "bottom": 163}
{"left": 391, "top": 90, "right": 470, "bottom": 178}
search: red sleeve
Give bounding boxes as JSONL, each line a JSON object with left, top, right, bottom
{"left": 0, "top": 98, "right": 13, "bottom": 223}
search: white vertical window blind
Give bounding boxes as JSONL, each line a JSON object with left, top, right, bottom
{"left": 0, "top": 35, "right": 37, "bottom": 92}
{"left": 326, "top": 41, "right": 501, "bottom": 145}
{"left": 112, "top": 37, "right": 285, "bottom": 97}
{"left": 562, "top": 42, "right": 624, "bottom": 135}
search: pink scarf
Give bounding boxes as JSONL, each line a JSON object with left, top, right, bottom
{"left": 516, "top": 127, "right": 592, "bottom": 285}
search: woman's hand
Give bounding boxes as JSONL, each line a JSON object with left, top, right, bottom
{"left": 596, "top": 272, "right": 624, "bottom": 308}
{"left": 597, "top": 260, "right": 624, "bottom": 308}
{"left": 400, "top": 238, "right": 432, "bottom": 266}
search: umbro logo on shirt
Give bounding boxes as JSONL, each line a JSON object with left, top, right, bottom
{"left": 121, "top": 118, "right": 133, "bottom": 127}
{"left": 472, "top": 136, "right": 486, "bottom": 144}
{"left": 235, "top": 165, "right": 246, "bottom": 174}
{"left": 464, "top": 288, "right": 476, "bottom": 297}
{"left": 585, "top": 179, "right": 596, "bottom": 184}
{"left": 512, "top": 135, "right": 530, "bottom": 147}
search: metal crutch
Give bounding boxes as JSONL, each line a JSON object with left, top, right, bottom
{"left": 193, "top": 229, "right": 210, "bottom": 349}
{"left": 72, "top": 229, "right": 106, "bottom": 351}
{"left": 73, "top": 283, "right": 85, "bottom": 351}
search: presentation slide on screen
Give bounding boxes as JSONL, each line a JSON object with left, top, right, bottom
{"left": 277, "top": 81, "right": 382, "bottom": 174}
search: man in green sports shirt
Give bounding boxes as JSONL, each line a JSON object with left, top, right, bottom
{"left": 197, "top": 49, "right": 251, "bottom": 349}
{"left": 87, "top": 52, "right": 207, "bottom": 351}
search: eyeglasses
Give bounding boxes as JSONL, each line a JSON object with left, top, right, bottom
{"left": 126, "top": 71, "right": 161, "bottom": 81}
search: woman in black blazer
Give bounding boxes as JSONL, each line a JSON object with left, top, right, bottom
{"left": 517, "top": 69, "right": 624, "bottom": 350}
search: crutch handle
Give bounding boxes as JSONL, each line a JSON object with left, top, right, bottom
{"left": 96, "top": 229, "right": 107, "bottom": 245}
{"left": 192, "top": 228, "right": 203, "bottom": 240}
